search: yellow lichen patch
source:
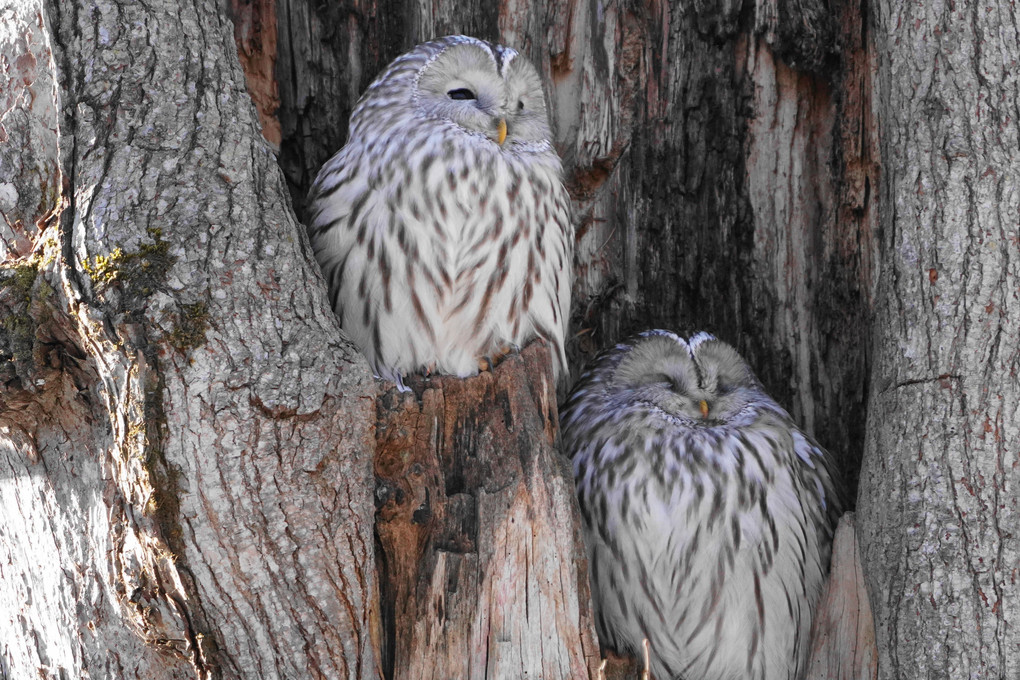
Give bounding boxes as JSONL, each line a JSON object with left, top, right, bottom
{"left": 82, "top": 227, "right": 175, "bottom": 296}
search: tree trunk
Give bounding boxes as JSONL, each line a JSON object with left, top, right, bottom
{"left": 1, "top": 1, "right": 378, "bottom": 678}
{"left": 857, "top": 1, "right": 1020, "bottom": 677}
{"left": 24, "top": 0, "right": 1020, "bottom": 677}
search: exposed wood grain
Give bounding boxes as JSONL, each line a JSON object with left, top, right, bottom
{"left": 228, "top": 0, "right": 282, "bottom": 148}
{"left": 275, "top": 0, "right": 411, "bottom": 216}
{"left": 375, "top": 342, "right": 602, "bottom": 680}
{"left": 806, "top": 513, "right": 878, "bottom": 680}
{"left": 0, "top": 2, "right": 60, "bottom": 261}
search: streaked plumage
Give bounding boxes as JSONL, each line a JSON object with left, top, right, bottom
{"left": 305, "top": 36, "right": 572, "bottom": 388}
{"left": 561, "top": 330, "right": 840, "bottom": 680}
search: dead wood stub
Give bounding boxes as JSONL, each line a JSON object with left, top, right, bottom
{"left": 806, "top": 513, "right": 878, "bottom": 680}
{"left": 374, "top": 341, "right": 600, "bottom": 679}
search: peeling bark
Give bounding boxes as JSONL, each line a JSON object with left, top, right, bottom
{"left": 0, "top": 3, "right": 60, "bottom": 261}
{"left": 228, "top": 0, "right": 282, "bottom": 149}
{"left": 274, "top": 0, "right": 411, "bottom": 216}
{"left": 858, "top": 1, "right": 1020, "bottom": 677}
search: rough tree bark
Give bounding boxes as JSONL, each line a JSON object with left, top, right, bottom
{"left": 1, "top": 1, "right": 378, "bottom": 678}
{"left": 2, "top": 0, "right": 930, "bottom": 676}
{"left": 857, "top": 1, "right": 1020, "bottom": 678}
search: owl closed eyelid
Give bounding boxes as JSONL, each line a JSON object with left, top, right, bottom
{"left": 305, "top": 35, "right": 573, "bottom": 391}
{"left": 561, "top": 329, "right": 841, "bottom": 680}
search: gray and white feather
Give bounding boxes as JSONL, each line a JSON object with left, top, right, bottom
{"left": 561, "top": 330, "right": 840, "bottom": 680}
{"left": 305, "top": 36, "right": 572, "bottom": 387}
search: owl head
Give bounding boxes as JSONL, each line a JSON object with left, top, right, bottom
{"left": 612, "top": 330, "right": 766, "bottom": 425}
{"left": 355, "top": 35, "right": 554, "bottom": 152}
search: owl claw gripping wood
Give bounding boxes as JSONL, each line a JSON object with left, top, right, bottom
{"left": 561, "top": 330, "right": 841, "bottom": 680}
{"left": 305, "top": 36, "right": 573, "bottom": 391}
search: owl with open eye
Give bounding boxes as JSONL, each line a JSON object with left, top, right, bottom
{"left": 305, "top": 36, "right": 572, "bottom": 389}
{"left": 561, "top": 330, "right": 841, "bottom": 680}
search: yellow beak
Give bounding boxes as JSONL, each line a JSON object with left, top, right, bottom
{"left": 699, "top": 400, "right": 709, "bottom": 419}
{"left": 496, "top": 118, "right": 507, "bottom": 146}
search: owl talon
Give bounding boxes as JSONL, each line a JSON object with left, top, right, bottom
{"left": 477, "top": 345, "right": 514, "bottom": 373}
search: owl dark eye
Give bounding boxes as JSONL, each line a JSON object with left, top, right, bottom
{"left": 716, "top": 382, "right": 734, "bottom": 396}
{"left": 447, "top": 88, "right": 476, "bottom": 100}
{"left": 517, "top": 100, "right": 525, "bottom": 111}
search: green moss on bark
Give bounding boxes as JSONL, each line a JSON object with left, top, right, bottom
{"left": 0, "top": 253, "right": 55, "bottom": 381}
{"left": 169, "top": 302, "right": 210, "bottom": 352}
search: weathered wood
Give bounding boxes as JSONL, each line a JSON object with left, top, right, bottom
{"left": 858, "top": 0, "right": 1020, "bottom": 677}
{"left": 274, "top": 0, "right": 411, "bottom": 216}
{"left": 0, "top": 1, "right": 60, "bottom": 261}
{"left": 805, "top": 513, "right": 878, "bottom": 680}
{"left": 375, "top": 342, "right": 602, "bottom": 680}
{"left": 228, "top": 0, "right": 281, "bottom": 148}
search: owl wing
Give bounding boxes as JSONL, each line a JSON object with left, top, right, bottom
{"left": 791, "top": 428, "right": 843, "bottom": 547}
{"left": 307, "top": 151, "right": 363, "bottom": 318}
{"left": 526, "top": 175, "right": 573, "bottom": 378}
{"left": 306, "top": 150, "right": 404, "bottom": 380}
{"left": 550, "top": 186, "right": 574, "bottom": 373}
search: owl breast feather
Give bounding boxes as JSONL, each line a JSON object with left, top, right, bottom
{"left": 309, "top": 123, "right": 572, "bottom": 386}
